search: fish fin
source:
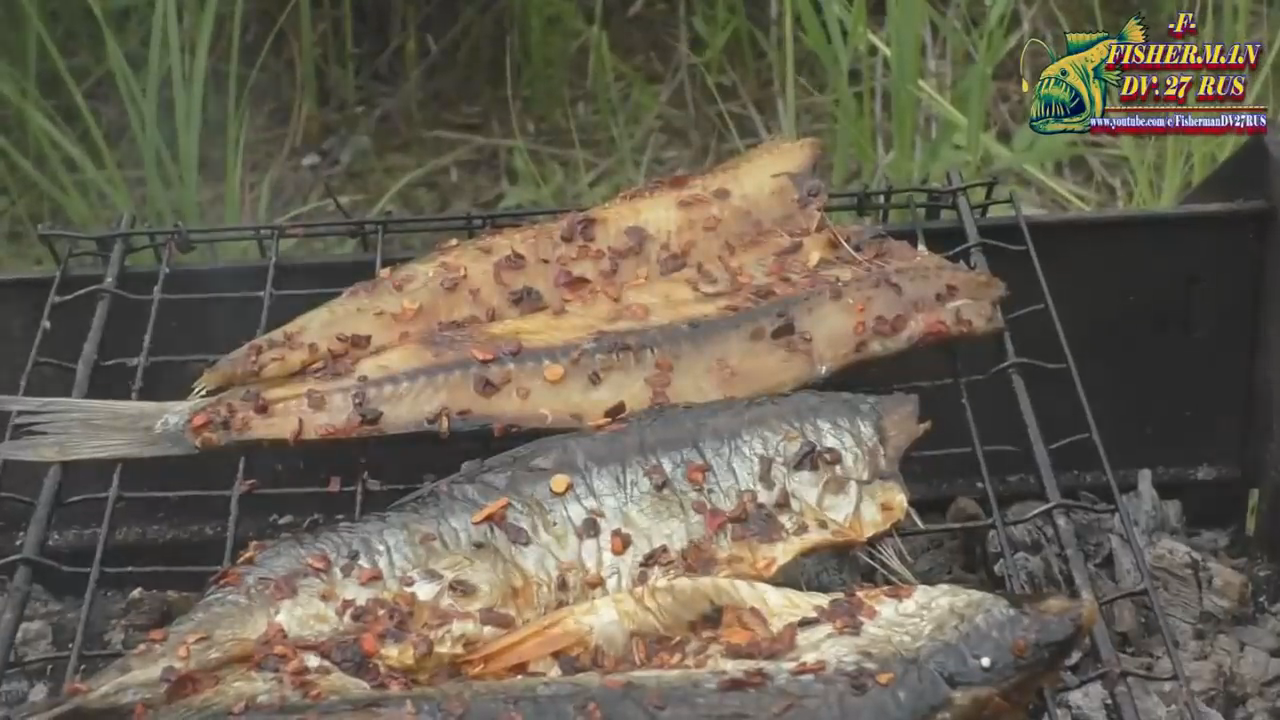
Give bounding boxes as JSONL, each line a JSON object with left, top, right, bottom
{"left": 1099, "top": 69, "right": 1122, "bottom": 87}
{"left": 463, "top": 578, "right": 831, "bottom": 676}
{"left": 1063, "top": 32, "right": 1109, "bottom": 55}
{"left": 1115, "top": 13, "right": 1147, "bottom": 44}
{"left": 0, "top": 396, "right": 200, "bottom": 462}
{"left": 463, "top": 606, "right": 592, "bottom": 676}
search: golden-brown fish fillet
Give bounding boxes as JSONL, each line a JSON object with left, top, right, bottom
{"left": 0, "top": 232, "right": 1006, "bottom": 462}
{"left": 192, "top": 137, "right": 828, "bottom": 393}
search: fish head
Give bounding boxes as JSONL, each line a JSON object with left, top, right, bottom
{"left": 931, "top": 591, "right": 1098, "bottom": 718}
{"left": 779, "top": 393, "right": 927, "bottom": 545}
{"left": 1029, "top": 42, "right": 1111, "bottom": 134}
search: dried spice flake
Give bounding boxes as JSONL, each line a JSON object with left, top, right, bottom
{"left": 685, "top": 462, "right": 710, "bottom": 488}
{"left": 471, "top": 497, "right": 510, "bottom": 525}
{"left": 542, "top": 364, "right": 567, "bottom": 384}
{"left": 549, "top": 473, "right": 573, "bottom": 495}
{"left": 609, "top": 528, "right": 633, "bottom": 556}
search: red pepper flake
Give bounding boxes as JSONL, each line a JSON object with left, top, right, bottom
{"left": 609, "top": 528, "right": 633, "bottom": 556}
{"left": 1011, "top": 637, "right": 1028, "bottom": 658}
{"left": 189, "top": 412, "right": 212, "bottom": 431}
{"left": 685, "top": 462, "right": 710, "bottom": 487}
{"left": 213, "top": 567, "right": 243, "bottom": 588}
{"left": 358, "top": 632, "right": 381, "bottom": 658}
{"left": 705, "top": 508, "right": 730, "bottom": 535}
{"left": 305, "top": 554, "right": 332, "bottom": 574}
{"left": 874, "top": 671, "right": 895, "bottom": 686}
{"left": 133, "top": 703, "right": 149, "bottom": 719}
{"left": 654, "top": 356, "right": 674, "bottom": 373}
{"left": 471, "top": 497, "right": 510, "bottom": 525}
{"left": 230, "top": 700, "right": 249, "bottom": 715}
{"left": 146, "top": 628, "right": 168, "bottom": 643}
{"left": 355, "top": 566, "right": 384, "bottom": 585}
{"left": 470, "top": 347, "right": 497, "bottom": 364}
{"left": 789, "top": 660, "right": 827, "bottom": 676}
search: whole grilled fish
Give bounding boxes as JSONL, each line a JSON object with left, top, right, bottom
{"left": 74, "top": 580, "right": 1096, "bottom": 719}
{"left": 0, "top": 234, "right": 1004, "bottom": 462}
{"left": 21, "top": 391, "right": 927, "bottom": 718}
{"left": 193, "top": 138, "right": 828, "bottom": 394}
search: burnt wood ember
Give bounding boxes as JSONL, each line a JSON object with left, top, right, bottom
{"left": 0, "top": 173, "right": 1233, "bottom": 720}
{"left": 923, "top": 472, "right": 1274, "bottom": 720}
{"left": 0, "top": 585, "right": 197, "bottom": 711}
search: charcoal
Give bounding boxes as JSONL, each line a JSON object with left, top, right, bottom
{"left": 1231, "top": 624, "right": 1280, "bottom": 653}
{"left": 0, "top": 583, "right": 198, "bottom": 713}
{"left": 985, "top": 499, "right": 1074, "bottom": 595}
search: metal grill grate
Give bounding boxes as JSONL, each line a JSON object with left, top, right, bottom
{"left": 0, "top": 176, "right": 1199, "bottom": 719}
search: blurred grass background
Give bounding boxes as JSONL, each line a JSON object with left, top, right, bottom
{"left": 0, "top": 0, "right": 1275, "bottom": 269}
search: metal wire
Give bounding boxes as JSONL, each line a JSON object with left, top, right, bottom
{"left": 0, "top": 181, "right": 1195, "bottom": 718}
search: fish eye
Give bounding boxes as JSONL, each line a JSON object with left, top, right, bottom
{"left": 1058, "top": 68, "right": 1068, "bottom": 78}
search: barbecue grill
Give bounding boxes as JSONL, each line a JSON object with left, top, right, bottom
{"left": 1, "top": 135, "right": 1278, "bottom": 720}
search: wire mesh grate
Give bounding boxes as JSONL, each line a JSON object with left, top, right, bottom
{"left": 0, "top": 177, "right": 1198, "bottom": 719}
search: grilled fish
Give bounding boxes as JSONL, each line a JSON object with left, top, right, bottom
{"left": 65, "top": 580, "right": 1096, "bottom": 719}
{"left": 193, "top": 138, "right": 828, "bottom": 394}
{"left": 0, "top": 233, "right": 1005, "bottom": 462}
{"left": 22, "top": 391, "right": 928, "bottom": 718}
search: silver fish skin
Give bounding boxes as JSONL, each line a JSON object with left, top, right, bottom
{"left": 23, "top": 390, "right": 927, "bottom": 718}
{"left": 171, "top": 583, "right": 1097, "bottom": 720}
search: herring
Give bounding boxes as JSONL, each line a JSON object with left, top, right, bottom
{"left": 0, "top": 233, "right": 1006, "bottom": 463}
{"left": 193, "top": 137, "right": 829, "bottom": 393}
{"left": 86, "top": 581, "right": 1096, "bottom": 719}
{"left": 22, "top": 390, "right": 928, "bottom": 717}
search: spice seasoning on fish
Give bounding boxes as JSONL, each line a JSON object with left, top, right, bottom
{"left": 609, "top": 529, "right": 633, "bottom": 556}
{"left": 549, "top": 473, "right": 572, "bottom": 495}
{"left": 542, "top": 364, "right": 566, "bottom": 384}
{"left": 471, "top": 497, "right": 510, "bottom": 525}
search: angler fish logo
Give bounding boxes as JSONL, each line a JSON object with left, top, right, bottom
{"left": 1021, "top": 14, "right": 1148, "bottom": 134}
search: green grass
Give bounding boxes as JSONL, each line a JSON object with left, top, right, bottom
{"left": 0, "top": 0, "right": 1275, "bottom": 269}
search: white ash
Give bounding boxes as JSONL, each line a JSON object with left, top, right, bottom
{"left": 0, "top": 581, "right": 197, "bottom": 712}
{"left": 914, "top": 470, "right": 1279, "bottom": 720}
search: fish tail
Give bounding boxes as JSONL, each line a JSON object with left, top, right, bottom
{"left": 0, "top": 395, "right": 200, "bottom": 462}
{"left": 1116, "top": 13, "right": 1147, "bottom": 44}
